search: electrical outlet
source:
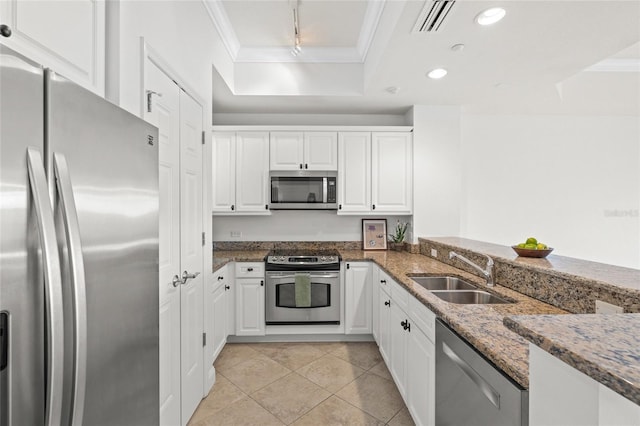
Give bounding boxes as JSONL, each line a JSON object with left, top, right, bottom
{"left": 431, "top": 248, "right": 438, "bottom": 258}
{"left": 230, "top": 231, "right": 242, "bottom": 238}
{"left": 595, "top": 300, "right": 623, "bottom": 314}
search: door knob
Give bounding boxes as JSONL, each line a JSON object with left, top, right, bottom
{"left": 172, "top": 275, "right": 182, "bottom": 287}
{"left": 182, "top": 270, "right": 200, "bottom": 283}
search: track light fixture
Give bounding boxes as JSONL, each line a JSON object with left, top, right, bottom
{"left": 290, "top": 0, "right": 302, "bottom": 56}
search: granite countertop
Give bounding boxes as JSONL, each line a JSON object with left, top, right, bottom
{"left": 504, "top": 314, "right": 640, "bottom": 405}
{"left": 213, "top": 248, "right": 566, "bottom": 389}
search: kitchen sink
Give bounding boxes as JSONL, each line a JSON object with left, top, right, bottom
{"left": 410, "top": 276, "right": 478, "bottom": 291}
{"left": 431, "top": 290, "right": 512, "bottom": 305}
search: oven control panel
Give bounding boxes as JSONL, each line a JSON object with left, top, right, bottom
{"left": 266, "top": 255, "right": 340, "bottom": 265}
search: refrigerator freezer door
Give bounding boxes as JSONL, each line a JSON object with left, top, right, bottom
{"left": 46, "top": 71, "right": 159, "bottom": 425}
{"left": 0, "top": 45, "right": 47, "bottom": 426}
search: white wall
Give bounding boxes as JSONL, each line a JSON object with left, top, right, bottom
{"left": 213, "top": 113, "right": 409, "bottom": 126}
{"left": 410, "top": 105, "right": 462, "bottom": 242}
{"left": 460, "top": 114, "right": 640, "bottom": 269}
{"left": 213, "top": 212, "right": 411, "bottom": 242}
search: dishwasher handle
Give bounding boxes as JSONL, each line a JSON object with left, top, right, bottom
{"left": 442, "top": 341, "right": 501, "bottom": 409}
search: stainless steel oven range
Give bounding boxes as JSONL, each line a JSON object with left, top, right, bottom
{"left": 265, "top": 250, "right": 341, "bottom": 325}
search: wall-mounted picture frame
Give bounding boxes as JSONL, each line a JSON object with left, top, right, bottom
{"left": 362, "top": 219, "right": 388, "bottom": 250}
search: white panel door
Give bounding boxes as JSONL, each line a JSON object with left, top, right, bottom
{"left": 344, "top": 262, "right": 372, "bottom": 334}
{"left": 179, "top": 90, "right": 204, "bottom": 426}
{"left": 338, "top": 132, "right": 371, "bottom": 213}
{"left": 270, "top": 131, "right": 304, "bottom": 170}
{"left": 304, "top": 132, "right": 338, "bottom": 170}
{"left": 371, "top": 132, "right": 412, "bottom": 213}
{"left": 235, "top": 278, "right": 265, "bottom": 336}
{"left": 211, "top": 132, "right": 236, "bottom": 213}
{"left": 144, "top": 61, "right": 181, "bottom": 426}
{"left": 407, "top": 327, "right": 435, "bottom": 426}
{"left": 236, "top": 132, "right": 270, "bottom": 212}
{"left": 0, "top": 0, "right": 105, "bottom": 95}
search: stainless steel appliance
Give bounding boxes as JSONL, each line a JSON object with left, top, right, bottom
{"left": 265, "top": 250, "right": 341, "bottom": 324}
{"left": 269, "top": 171, "right": 337, "bottom": 210}
{"left": 0, "top": 45, "right": 159, "bottom": 426}
{"left": 436, "top": 319, "right": 528, "bottom": 426}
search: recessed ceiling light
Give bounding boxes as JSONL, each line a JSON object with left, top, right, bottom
{"left": 385, "top": 86, "right": 400, "bottom": 94}
{"left": 476, "top": 7, "right": 506, "bottom": 26}
{"left": 451, "top": 43, "right": 465, "bottom": 52}
{"left": 427, "top": 68, "right": 448, "bottom": 79}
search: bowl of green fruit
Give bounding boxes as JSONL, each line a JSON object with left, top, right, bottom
{"left": 512, "top": 237, "right": 553, "bottom": 258}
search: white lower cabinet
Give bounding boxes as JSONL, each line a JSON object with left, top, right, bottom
{"left": 235, "top": 262, "right": 265, "bottom": 336}
{"left": 344, "top": 262, "right": 372, "bottom": 334}
{"left": 375, "top": 270, "right": 436, "bottom": 426}
{"left": 372, "top": 266, "right": 380, "bottom": 342}
{"left": 529, "top": 344, "right": 640, "bottom": 426}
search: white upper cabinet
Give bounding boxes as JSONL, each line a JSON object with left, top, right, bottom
{"left": 212, "top": 132, "right": 270, "bottom": 214}
{"left": 339, "top": 131, "right": 412, "bottom": 214}
{"left": 271, "top": 131, "right": 338, "bottom": 171}
{"left": 338, "top": 132, "right": 371, "bottom": 213}
{"left": 304, "top": 132, "right": 338, "bottom": 170}
{"left": 372, "top": 132, "right": 413, "bottom": 214}
{"left": 1, "top": 0, "right": 105, "bottom": 96}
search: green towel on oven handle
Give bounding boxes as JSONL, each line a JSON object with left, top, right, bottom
{"left": 294, "top": 273, "right": 311, "bottom": 308}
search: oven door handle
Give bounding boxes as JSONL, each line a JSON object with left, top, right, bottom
{"left": 267, "top": 273, "right": 340, "bottom": 280}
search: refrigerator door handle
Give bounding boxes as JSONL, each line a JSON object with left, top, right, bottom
{"left": 26, "top": 148, "right": 65, "bottom": 426}
{"left": 53, "top": 153, "right": 87, "bottom": 426}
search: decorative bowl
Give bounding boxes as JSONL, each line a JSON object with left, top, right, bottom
{"left": 512, "top": 246, "right": 554, "bottom": 258}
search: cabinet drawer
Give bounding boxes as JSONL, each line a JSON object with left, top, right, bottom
{"left": 390, "top": 278, "right": 410, "bottom": 312}
{"left": 379, "top": 269, "right": 391, "bottom": 296}
{"left": 409, "top": 297, "right": 436, "bottom": 342}
{"left": 235, "top": 262, "right": 264, "bottom": 278}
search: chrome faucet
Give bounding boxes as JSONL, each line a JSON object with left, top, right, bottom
{"left": 449, "top": 251, "right": 495, "bottom": 287}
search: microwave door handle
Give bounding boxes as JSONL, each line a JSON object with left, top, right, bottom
{"left": 53, "top": 153, "right": 87, "bottom": 426}
{"left": 322, "top": 178, "right": 328, "bottom": 204}
{"left": 27, "top": 148, "right": 65, "bottom": 426}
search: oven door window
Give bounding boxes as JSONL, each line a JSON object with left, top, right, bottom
{"left": 271, "top": 177, "right": 324, "bottom": 204}
{"left": 275, "top": 283, "right": 331, "bottom": 308}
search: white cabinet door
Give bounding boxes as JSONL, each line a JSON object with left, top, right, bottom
{"left": 407, "top": 326, "right": 436, "bottom": 426}
{"left": 304, "top": 132, "right": 338, "bottom": 170}
{"left": 210, "top": 281, "right": 227, "bottom": 361}
{"left": 378, "top": 286, "right": 392, "bottom": 365}
{"left": 344, "top": 262, "right": 372, "bottom": 335}
{"left": 389, "top": 302, "right": 409, "bottom": 399}
{"left": 225, "top": 269, "right": 235, "bottom": 337}
{"left": 372, "top": 265, "right": 380, "bottom": 343}
{"left": 0, "top": 0, "right": 105, "bottom": 95}
{"left": 371, "top": 132, "right": 412, "bottom": 213}
{"left": 338, "top": 132, "right": 371, "bottom": 213}
{"left": 211, "top": 132, "right": 236, "bottom": 213}
{"left": 270, "top": 131, "right": 304, "bottom": 170}
{"left": 235, "top": 278, "right": 266, "bottom": 336}
{"left": 236, "top": 132, "right": 269, "bottom": 212}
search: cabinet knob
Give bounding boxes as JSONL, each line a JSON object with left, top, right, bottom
{"left": 346, "top": 263, "right": 350, "bottom": 269}
{"left": 231, "top": 204, "right": 235, "bottom": 211}
{"left": 224, "top": 285, "right": 230, "bottom": 290}
{"left": 217, "top": 276, "right": 224, "bottom": 281}
{"left": 247, "top": 267, "right": 253, "bottom": 272}
{"left": 260, "top": 280, "right": 264, "bottom": 286}
{"left": 401, "top": 320, "right": 411, "bottom": 332}
{"left": 339, "top": 204, "right": 342, "bottom": 210}
{"left": 305, "top": 163, "right": 308, "bottom": 169}
{"left": 380, "top": 279, "right": 386, "bottom": 284}
{"left": 372, "top": 204, "right": 376, "bottom": 210}
{"left": 0, "top": 25, "right": 11, "bottom": 38}
{"left": 384, "top": 300, "right": 391, "bottom": 307}
{"left": 299, "top": 164, "right": 303, "bottom": 169}
{"left": 265, "top": 204, "right": 269, "bottom": 210}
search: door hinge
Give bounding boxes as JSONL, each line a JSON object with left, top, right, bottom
{"left": 202, "top": 232, "right": 205, "bottom": 246}
{"left": 146, "top": 90, "right": 162, "bottom": 113}
{"left": 202, "top": 332, "right": 206, "bottom": 347}
{"left": 202, "top": 131, "right": 205, "bottom": 145}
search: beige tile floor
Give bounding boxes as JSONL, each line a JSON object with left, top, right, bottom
{"left": 189, "top": 342, "right": 415, "bottom": 426}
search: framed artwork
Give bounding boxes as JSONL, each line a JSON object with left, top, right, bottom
{"left": 362, "top": 219, "right": 388, "bottom": 250}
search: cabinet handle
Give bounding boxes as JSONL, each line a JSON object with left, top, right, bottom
{"left": 299, "top": 164, "right": 303, "bottom": 169}
{"left": 346, "top": 263, "right": 350, "bottom": 269}
{"left": 380, "top": 279, "right": 386, "bottom": 284}
{"left": 224, "top": 285, "right": 230, "bottom": 290}
{"left": 384, "top": 300, "right": 391, "bottom": 307}
{"left": 231, "top": 205, "right": 235, "bottom": 211}
{"left": 339, "top": 204, "right": 342, "bottom": 210}
{"left": 217, "top": 276, "right": 224, "bottom": 280}
{"left": 372, "top": 204, "right": 376, "bottom": 210}
{"left": 401, "top": 320, "right": 410, "bottom": 332}
{"left": 305, "top": 163, "right": 308, "bottom": 169}
{"left": 247, "top": 267, "right": 253, "bottom": 272}
{"left": 260, "top": 280, "right": 264, "bottom": 286}
{"left": 265, "top": 204, "right": 269, "bottom": 210}
{"left": 0, "top": 25, "right": 11, "bottom": 38}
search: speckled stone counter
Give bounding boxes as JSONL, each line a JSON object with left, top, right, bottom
{"left": 504, "top": 314, "right": 640, "bottom": 405}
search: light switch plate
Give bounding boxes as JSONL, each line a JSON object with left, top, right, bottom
{"left": 230, "top": 231, "right": 242, "bottom": 238}
{"left": 431, "top": 248, "right": 438, "bottom": 257}
{"left": 595, "top": 300, "right": 623, "bottom": 314}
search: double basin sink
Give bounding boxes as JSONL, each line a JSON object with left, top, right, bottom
{"left": 409, "top": 276, "right": 512, "bottom": 305}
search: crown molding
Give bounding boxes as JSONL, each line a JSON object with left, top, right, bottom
{"left": 202, "top": 0, "right": 384, "bottom": 64}
{"left": 585, "top": 58, "right": 640, "bottom": 73}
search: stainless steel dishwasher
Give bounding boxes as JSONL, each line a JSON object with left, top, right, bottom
{"left": 436, "top": 320, "right": 529, "bottom": 426}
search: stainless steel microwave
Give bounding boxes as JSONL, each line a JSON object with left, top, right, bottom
{"left": 269, "top": 171, "right": 338, "bottom": 210}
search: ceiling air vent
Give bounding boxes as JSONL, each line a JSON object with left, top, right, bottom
{"left": 412, "top": 0, "right": 456, "bottom": 33}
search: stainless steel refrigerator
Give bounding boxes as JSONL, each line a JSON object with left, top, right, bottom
{"left": 0, "top": 45, "right": 159, "bottom": 425}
